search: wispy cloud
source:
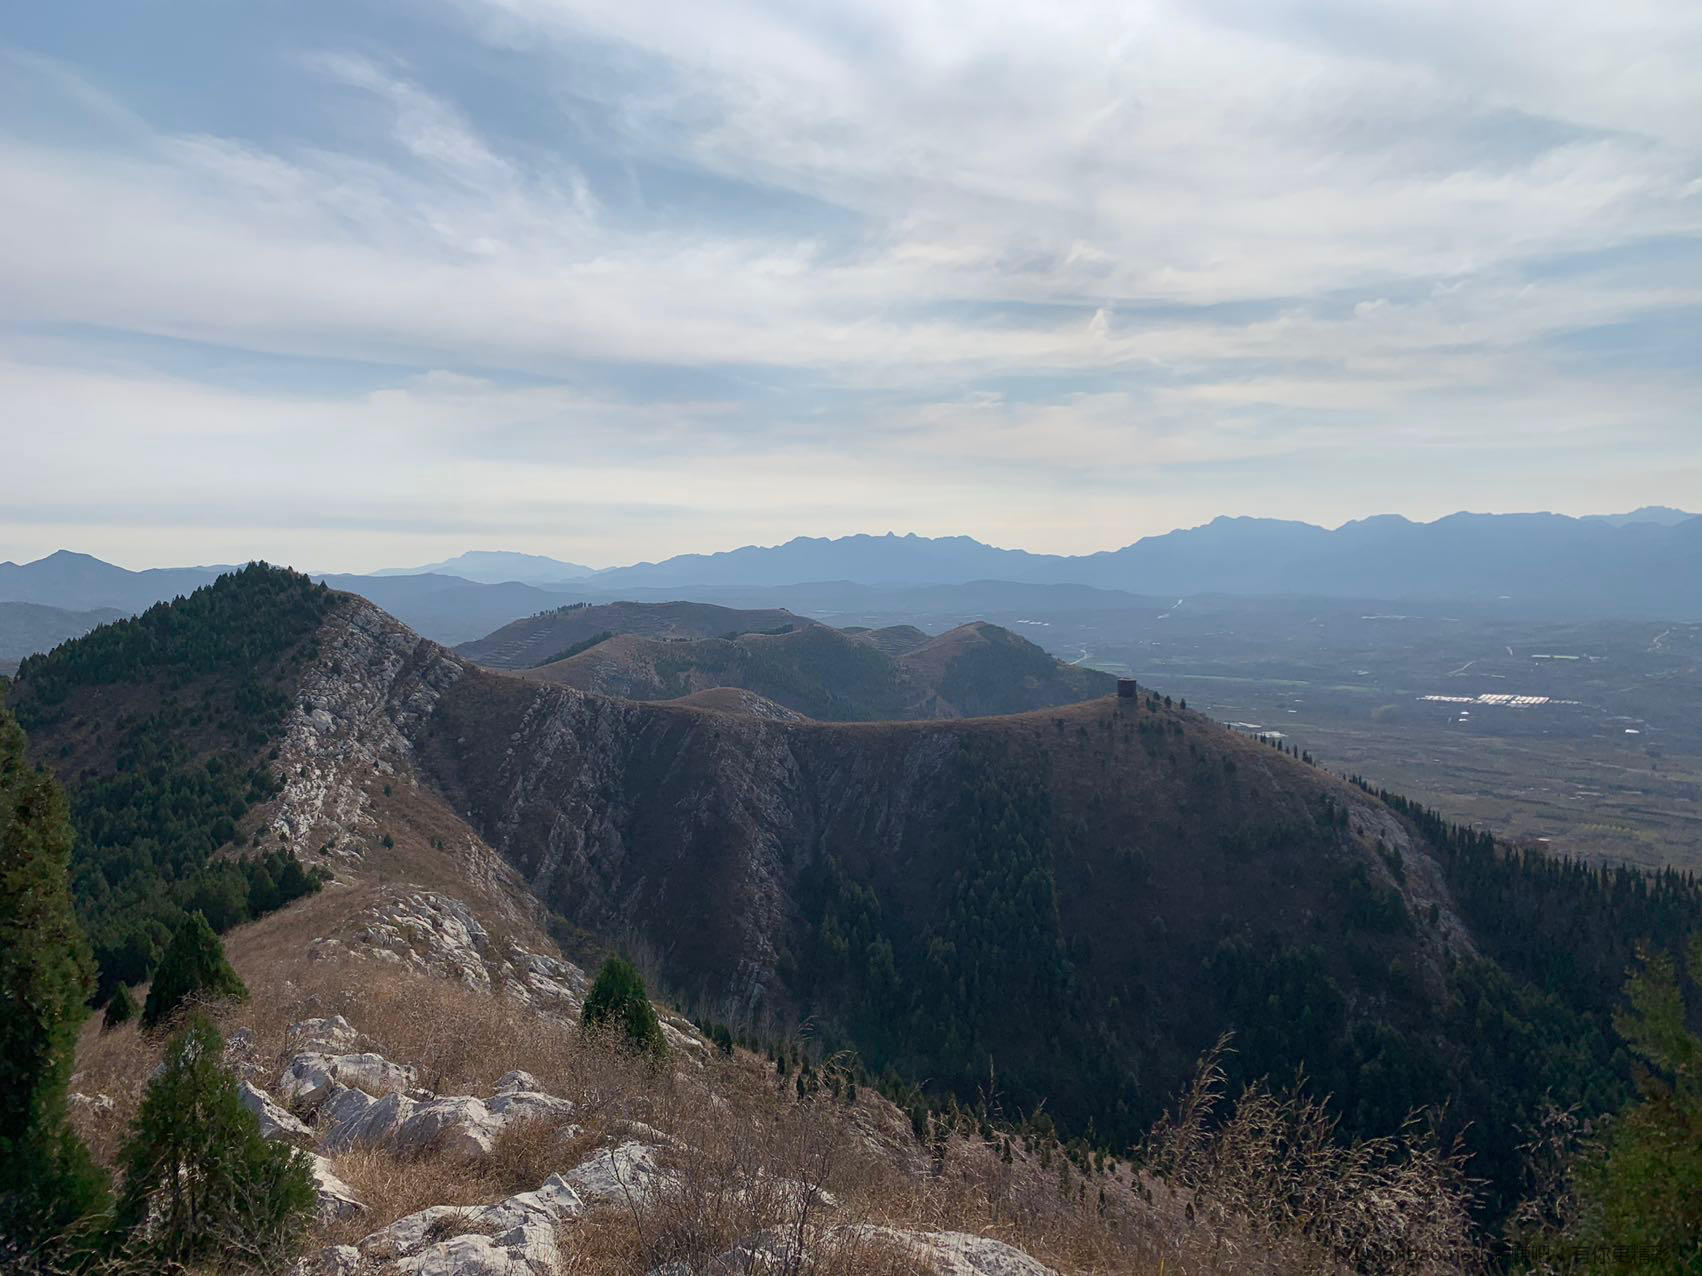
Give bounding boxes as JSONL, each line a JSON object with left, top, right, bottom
{"left": 0, "top": 0, "right": 1697, "bottom": 568}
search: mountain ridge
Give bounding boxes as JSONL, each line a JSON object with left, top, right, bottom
{"left": 579, "top": 512, "right": 1702, "bottom": 616}
{"left": 5, "top": 504, "right": 1698, "bottom": 646}
{"left": 16, "top": 565, "right": 1696, "bottom": 1225}
{"left": 370, "top": 549, "right": 596, "bottom": 583}
{"left": 512, "top": 616, "right": 1113, "bottom": 721}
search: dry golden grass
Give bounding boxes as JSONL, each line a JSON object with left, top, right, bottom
{"left": 315, "top": 1145, "right": 509, "bottom": 1248}
{"left": 69, "top": 857, "right": 1485, "bottom": 1275}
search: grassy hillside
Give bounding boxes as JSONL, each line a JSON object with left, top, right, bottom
{"left": 513, "top": 613, "right": 1113, "bottom": 721}
{"left": 458, "top": 599, "right": 807, "bottom": 669}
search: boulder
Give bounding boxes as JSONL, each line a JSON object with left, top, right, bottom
{"left": 563, "top": 1140, "right": 669, "bottom": 1206}
{"left": 493, "top": 1070, "right": 540, "bottom": 1094}
{"left": 355, "top": 1173, "right": 584, "bottom": 1276}
{"left": 319, "top": 1079, "right": 574, "bottom": 1161}
{"left": 277, "top": 1050, "right": 417, "bottom": 1110}
{"left": 486, "top": 1089, "right": 576, "bottom": 1125}
{"left": 308, "top": 1154, "right": 366, "bottom": 1223}
{"left": 239, "top": 1082, "right": 313, "bottom": 1142}
{"left": 849, "top": 1228, "right": 1058, "bottom": 1276}
{"left": 396, "top": 1095, "right": 502, "bottom": 1159}
{"left": 287, "top": 1015, "right": 361, "bottom": 1054}
{"left": 321, "top": 1088, "right": 416, "bottom": 1151}
{"left": 397, "top": 1232, "right": 537, "bottom": 1276}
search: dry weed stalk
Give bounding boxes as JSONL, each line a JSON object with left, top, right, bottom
{"left": 1140, "top": 1039, "right": 1483, "bottom": 1274}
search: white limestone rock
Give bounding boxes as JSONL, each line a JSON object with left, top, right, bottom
{"left": 356, "top": 1174, "right": 583, "bottom": 1276}
{"left": 320, "top": 1086, "right": 404, "bottom": 1150}
{"left": 486, "top": 1088, "right": 576, "bottom": 1125}
{"left": 319, "top": 1079, "right": 573, "bottom": 1161}
{"left": 563, "top": 1140, "right": 669, "bottom": 1206}
{"left": 239, "top": 1081, "right": 313, "bottom": 1142}
{"left": 850, "top": 1228, "right": 1059, "bottom": 1276}
{"left": 66, "top": 1092, "right": 115, "bottom": 1118}
{"left": 397, "top": 1095, "right": 503, "bottom": 1159}
{"left": 308, "top": 1154, "right": 366, "bottom": 1223}
{"left": 287, "top": 1015, "right": 361, "bottom": 1054}
{"left": 277, "top": 1050, "right": 417, "bottom": 1111}
{"left": 397, "top": 1233, "right": 535, "bottom": 1276}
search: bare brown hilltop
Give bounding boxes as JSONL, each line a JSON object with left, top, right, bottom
{"left": 465, "top": 601, "right": 1114, "bottom": 722}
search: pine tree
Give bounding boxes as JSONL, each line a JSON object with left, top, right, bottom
{"left": 141, "top": 911, "right": 247, "bottom": 1029}
{"left": 580, "top": 956, "right": 666, "bottom": 1058}
{"left": 0, "top": 704, "right": 109, "bottom": 1262}
{"left": 115, "top": 1014, "right": 315, "bottom": 1265}
{"left": 103, "top": 984, "right": 137, "bottom": 1031}
{"left": 1567, "top": 938, "right": 1702, "bottom": 1261}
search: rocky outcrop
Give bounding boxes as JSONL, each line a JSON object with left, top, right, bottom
{"left": 66, "top": 1092, "right": 114, "bottom": 1119}
{"left": 307, "top": 1153, "right": 366, "bottom": 1223}
{"left": 560, "top": 1139, "right": 669, "bottom": 1207}
{"left": 670, "top": 1226, "right": 1057, "bottom": 1276}
{"left": 288, "top": 1015, "right": 362, "bottom": 1054}
{"left": 277, "top": 1050, "right": 419, "bottom": 1112}
{"left": 315, "top": 1070, "right": 575, "bottom": 1161}
{"left": 852, "top": 1227, "right": 1060, "bottom": 1276}
{"left": 299, "top": 1054, "right": 571, "bottom": 1163}
{"left": 306, "top": 1169, "right": 594, "bottom": 1276}
{"left": 270, "top": 599, "right": 469, "bottom": 864}
{"left": 240, "top": 1081, "right": 312, "bottom": 1142}
{"left": 310, "top": 889, "right": 587, "bottom": 1014}
{"left": 296, "top": 1138, "right": 675, "bottom": 1276}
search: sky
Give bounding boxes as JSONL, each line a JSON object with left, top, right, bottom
{"left": 2, "top": 0, "right": 1699, "bottom": 573}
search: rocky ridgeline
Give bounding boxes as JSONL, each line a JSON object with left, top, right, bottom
{"left": 308, "top": 888, "right": 589, "bottom": 1013}
{"left": 270, "top": 598, "right": 467, "bottom": 865}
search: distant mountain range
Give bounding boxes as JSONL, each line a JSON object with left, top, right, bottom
{"left": 1, "top": 508, "right": 1696, "bottom": 663}
{"left": 371, "top": 549, "right": 595, "bottom": 584}
{"left": 582, "top": 512, "right": 1701, "bottom": 614}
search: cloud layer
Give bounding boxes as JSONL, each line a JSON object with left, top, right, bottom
{"left": 2, "top": 0, "right": 1698, "bottom": 569}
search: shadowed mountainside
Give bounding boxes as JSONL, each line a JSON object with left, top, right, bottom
{"left": 0, "top": 599, "right": 126, "bottom": 664}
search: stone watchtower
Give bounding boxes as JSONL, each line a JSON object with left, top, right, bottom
{"left": 1117, "top": 678, "right": 1138, "bottom": 704}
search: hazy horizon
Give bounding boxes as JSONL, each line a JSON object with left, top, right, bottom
{"left": 2, "top": 503, "right": 1695, "bottom": 577}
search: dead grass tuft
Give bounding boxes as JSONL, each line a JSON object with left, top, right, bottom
{"left": 487, "top": 1115, "right": 583, "bottom": 1195}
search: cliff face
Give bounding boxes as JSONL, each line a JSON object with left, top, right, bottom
{"left": 303, "top": 591, "right": 1468, "bottom": 1139}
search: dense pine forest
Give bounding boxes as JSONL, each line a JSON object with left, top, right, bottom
{"left": 780, "top": 735, "right": 1702, "bottom": 1230}
{"left": 6, "top": 566, "right": 336, "bottom": 1000}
